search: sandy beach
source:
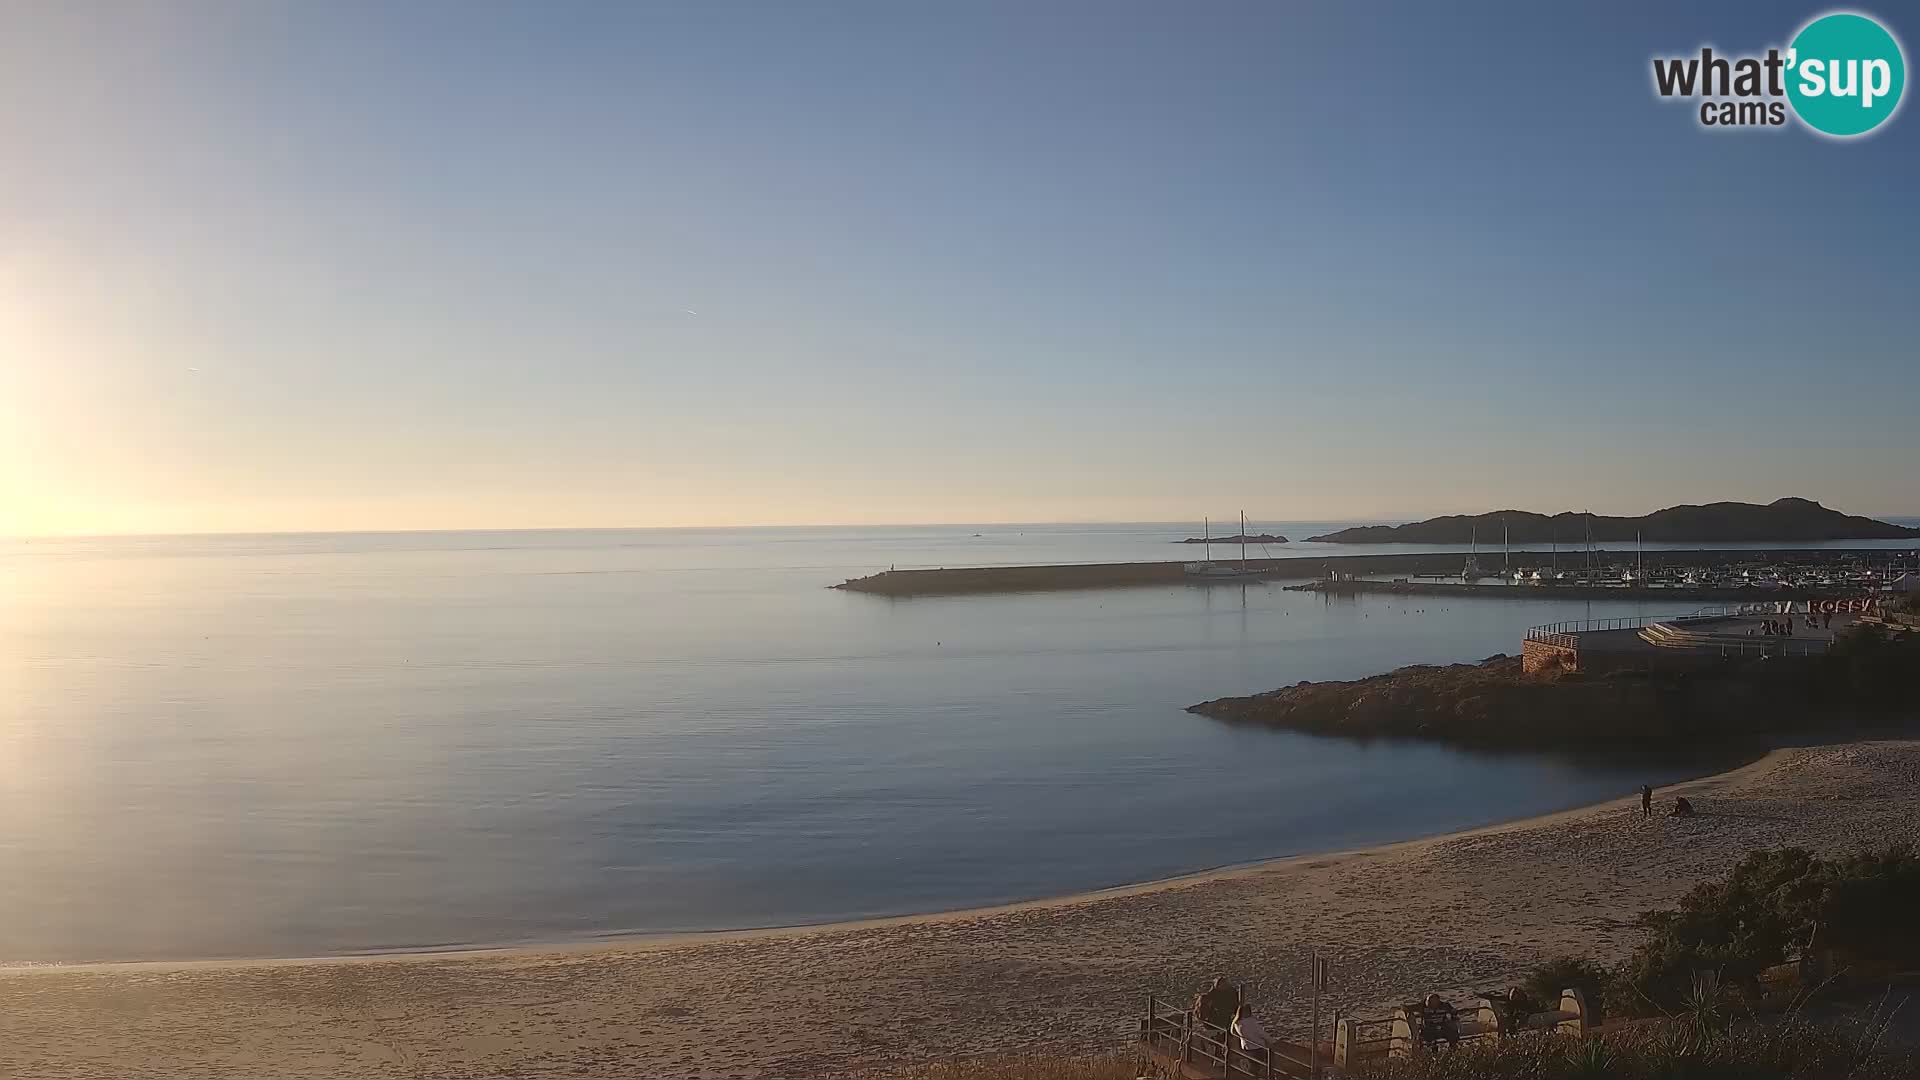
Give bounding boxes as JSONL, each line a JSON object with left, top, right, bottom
{"left": 6, "top": 738, "right": 1917, "bottom": 1078}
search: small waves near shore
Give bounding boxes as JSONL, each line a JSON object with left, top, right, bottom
{"left": 5, "top": 739, "right": 1916, "bottom": 1077}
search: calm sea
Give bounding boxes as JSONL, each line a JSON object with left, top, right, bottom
{"left": 3, "top": 522, "right": 1913, "bottom": 964}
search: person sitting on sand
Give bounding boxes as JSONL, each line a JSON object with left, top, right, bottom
{"left": 1669, "top": 796, "right": 1695, "bottom": 817}
{"left": 1419, "top": 993, "right": 1460, "bottom": 1050}
{"left": 1192, "top": 976, "right": 1241, "bottom": 1031}
{"left": 1231, "top": 1002, "right": 1269, "bottom": 1057}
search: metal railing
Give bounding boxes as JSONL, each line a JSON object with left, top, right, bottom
{"left": 1639, "top": 620, "right": 1834, "bottom": 657}
{"left": 1528, "top": 611, "right": 1728, "bottom": 637}
{"left": 1524, "top": 611, "right": 1728, "bottom": 650}
{"left": 1141, "top": 996, "right": 1312, "bottom": 1078}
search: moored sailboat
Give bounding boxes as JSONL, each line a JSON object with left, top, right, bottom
{"left": 1184, "top": 512, "right": 1266, "bottom": 579}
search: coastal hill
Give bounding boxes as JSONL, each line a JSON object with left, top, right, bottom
{"left": 1304, "top": 498, "right": 1920, "bottom": 544}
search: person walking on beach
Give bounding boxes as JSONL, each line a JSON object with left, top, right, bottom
{"left": 1641, "top": 784, "right": 1654, "bottom": 819}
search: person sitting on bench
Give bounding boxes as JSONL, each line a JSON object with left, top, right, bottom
{"left": 1420, "top": 993, "right": 1460, "bottom": 1050}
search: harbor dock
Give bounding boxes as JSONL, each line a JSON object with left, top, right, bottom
{"left": 1287, "top": 578, "right": 1835, "bottom": 603}
{"left": 832, "top": 548, "right": 1910, "bottom": 598}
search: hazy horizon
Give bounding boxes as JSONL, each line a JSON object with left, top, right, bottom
{"left": 6, "top": 1, "right": 1917, "bottom": 537}
{"left": 9, "top": 501, "right": 1920, "bottom": 542}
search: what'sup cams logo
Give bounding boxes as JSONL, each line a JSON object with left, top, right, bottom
{"left": 1652, "top": 10, "right": 1906, "bottom": 137}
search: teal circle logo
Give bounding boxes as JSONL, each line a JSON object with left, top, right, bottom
{"left": 1786, "top": 12, "right": 1906, "bottom": 137}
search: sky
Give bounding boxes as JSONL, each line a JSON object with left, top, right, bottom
{"left": 2, "top": 1, "right": 1916, "bottom": 536}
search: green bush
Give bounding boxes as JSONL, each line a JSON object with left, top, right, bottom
{"left": 1350, "top": 1017, "right": 1913, "bottom": 1079}
{"left": 1613, "top": 845, "right": 1920, "bottom": 1015}
{"left": 1814, "top": 622, "right": 1919, "bottom": 707}
{"left": 1519, "top": 956, "right": 1611, "bottom": 1025}
{"left": 1615, "top": 848, "right": 1825, "bottom": 1013}
{"left": 1807, "top": 844, "right": 1920, "bottom": 972}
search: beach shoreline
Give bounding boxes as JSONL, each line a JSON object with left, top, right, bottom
{"left": 3, "top": 745, "right": 1784, "bottom": 977}
{"left": 11, "top": 737, "right": 1918, "bottom": 1077}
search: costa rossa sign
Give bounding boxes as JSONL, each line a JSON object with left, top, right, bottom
{"left": 1733, "top": 597, "right": 1880, "bottom": 616}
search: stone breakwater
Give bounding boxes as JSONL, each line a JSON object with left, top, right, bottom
{"left": 833, "top": 547, "right": 1904, "bottom": 597}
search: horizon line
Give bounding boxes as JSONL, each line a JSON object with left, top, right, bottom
{"left": 8, "top": 508, "right": 1920, "bottom": 545}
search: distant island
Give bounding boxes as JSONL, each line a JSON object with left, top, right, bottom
{"left": 1304, "top": 498, "right": 1920, "bottom": 544}
{"left": 1177, "top": 533, "right": 1288, "bottom": 545}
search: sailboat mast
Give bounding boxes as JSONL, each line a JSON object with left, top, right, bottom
{"left": 1240, "top": 510, "right": 1248, "bottom": 571}
{"left": 1204, "top": 516, "right": 1211, "bottom": 565}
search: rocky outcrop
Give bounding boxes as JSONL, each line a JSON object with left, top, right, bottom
{"left": 1185, "top": 654, "right": 1867, "bottom": 747}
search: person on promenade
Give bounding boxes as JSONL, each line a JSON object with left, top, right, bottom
{"left": 1232, "top": 1001, "right": 1270, "bottom": 1062}
{"left": 1641, "top": 784, "right": 1654, "bottom": 819}
{"left": 1192, "top": 976, "right": 1241, "bottom": 1031}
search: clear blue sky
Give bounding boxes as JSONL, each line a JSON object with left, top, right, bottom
{"left": 3, "top": 1, "right": 1914, "bottom": 534}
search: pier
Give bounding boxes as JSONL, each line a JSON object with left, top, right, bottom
{"left": 832, "top": 547, "right": 1909, "bottom": 597}
{"left": 834, "top": 551, "right": 1502, "bottom": 596}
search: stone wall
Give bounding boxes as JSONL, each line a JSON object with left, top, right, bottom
{"left": 1522, "top": 638, "right": 1579, "bottom": 674}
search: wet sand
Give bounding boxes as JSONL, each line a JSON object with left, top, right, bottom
{"left": 6, "top": 739, "right": 1917, "bottom": 1078}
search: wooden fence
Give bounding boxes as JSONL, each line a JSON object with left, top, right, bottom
{"left": 1140, "top": 995, "right": 1315, "bottom": 1078}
